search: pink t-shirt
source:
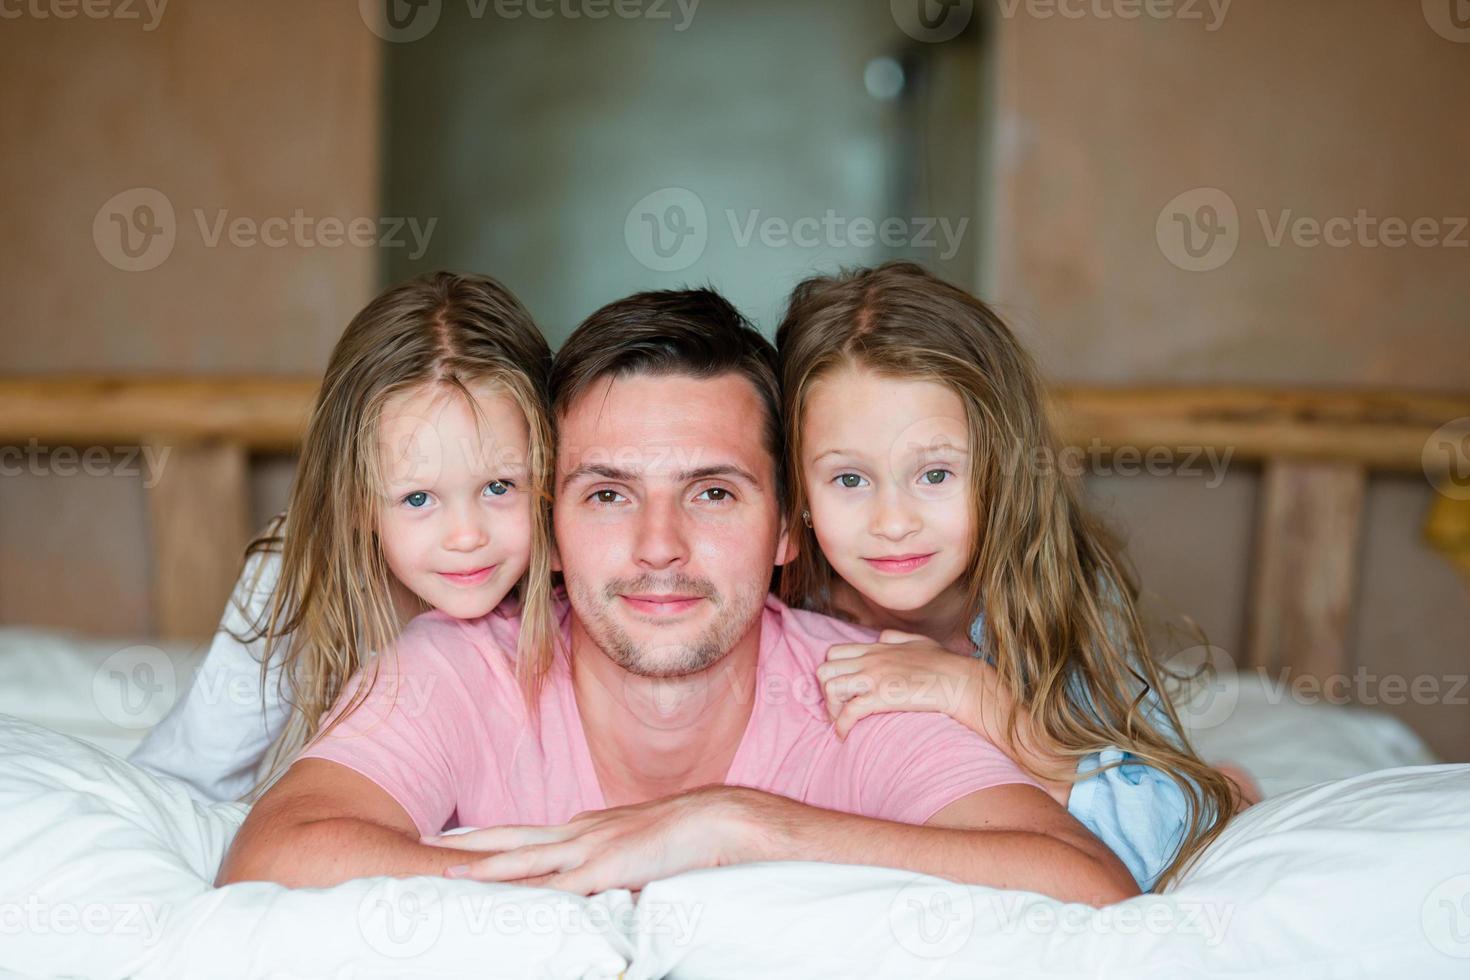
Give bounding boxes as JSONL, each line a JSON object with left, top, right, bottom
{"left": 298, "top": 594, "right": 1040, "bottom": 838}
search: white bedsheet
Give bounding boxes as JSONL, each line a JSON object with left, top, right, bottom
{"left": 1, "top": 712, "right": 1468, "bottom": 979}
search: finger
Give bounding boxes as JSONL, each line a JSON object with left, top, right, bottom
{"left": 834, "top": 694, "right": 881, "bottom": 740}
{"left": 448, "top": 842, "right": 582, "bottom": 882}
{"left": 824, "top": 642, "right": 874, "bottom": 662}
{"left": 815, "top": 659, "right": 863, "bottom": 683}
{"left": 534, "top": 862, "right": 618, "bottom": 897}
{"left": 424, "top": 824, "right": 572, "bottom": 850}
{"left": 823, "top": 673, "right": 875, "bottom": 703}
{"left": 877, "top": 629, "right": 925, "bottom": 644}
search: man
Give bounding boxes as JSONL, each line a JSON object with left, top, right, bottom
{"left": 217, "top": 288, "right": 1136, "bottom": 906}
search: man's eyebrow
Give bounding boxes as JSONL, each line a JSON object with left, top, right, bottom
{"left": 559, "top": 461, "right": 762, "bottom": 490}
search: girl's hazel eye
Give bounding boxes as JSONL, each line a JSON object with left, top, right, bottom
{"left": 922, "top": 469, "right": 950, "bottom": 485}
{"left": 837, "top": 473, "right": 864, "bottom": 489}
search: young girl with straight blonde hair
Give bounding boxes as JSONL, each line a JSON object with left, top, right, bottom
{"left": 131, "top": 271, "right": 559, "bottom": 803}
{"left": 777, "top": 261, "right": 1243, "bottom": 891}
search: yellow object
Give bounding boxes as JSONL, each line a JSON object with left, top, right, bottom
{"left": 1425, "top": 494, "right": 1470, "bottom": 579}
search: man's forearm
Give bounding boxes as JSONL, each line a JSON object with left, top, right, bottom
{"left": 733, "top": 794, "right": 1137, "bottom": 907}
{"left": 216, "top": 817, "right": 491, "bottom": 888}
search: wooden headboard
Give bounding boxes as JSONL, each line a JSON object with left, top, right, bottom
{"left": 3, "top": 377, "right": 1467, "bottom": 684}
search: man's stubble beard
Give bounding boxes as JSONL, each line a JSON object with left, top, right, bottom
{"left": 568, "top": 571, "right": 766, "bottom": 678}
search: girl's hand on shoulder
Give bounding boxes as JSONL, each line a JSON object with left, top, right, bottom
{"left": 816, "top": 629, "right": 989, "bottom": 739}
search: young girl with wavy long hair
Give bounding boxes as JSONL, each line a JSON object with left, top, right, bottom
{"left": 131, "top": 271, "right": 558, "bottom": 803}
{"left": 777, "top": 262, "right": 1243, "bottom": 891}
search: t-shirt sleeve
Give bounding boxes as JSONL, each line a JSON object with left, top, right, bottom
{"left": 831, "top": 710, "right": 1044, "bottom": 826}
{"left": 294, "top": 617, "right": 473, "bottom": 839}
{"left": 129, "top": 547, "right": 292, "bottom": 804}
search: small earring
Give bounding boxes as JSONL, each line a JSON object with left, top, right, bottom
{"left": 801, "top": 509, "right": 812, "bottom": 528}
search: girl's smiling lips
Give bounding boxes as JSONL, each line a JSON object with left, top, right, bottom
{"left": 862, "top": 553, "right": 935, "bottom": 574}
{"left": 438, "top": 564, "right": 497, "bottom": 587}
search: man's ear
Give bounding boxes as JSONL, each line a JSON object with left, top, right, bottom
{"left": 775, "top": 513, "right": 800, "bottom": 567}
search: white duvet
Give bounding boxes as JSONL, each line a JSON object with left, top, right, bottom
{"left": 1, "top": 713, "right": 1468, "bottom": 979}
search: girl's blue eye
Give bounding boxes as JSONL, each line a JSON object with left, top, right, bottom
{"left": 484, "top": 480, "right": 512, "bottom": 497}
{"left": 836, "top": 473, "right": 866, "bottom": 489}
{"left": 403, "top": 491, "right": 429, "bottom": 508}
{"left": 922, "top": 469, "right": 951, "bottom": 485}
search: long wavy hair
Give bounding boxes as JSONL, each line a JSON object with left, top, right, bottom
{"left": 775, "top": 261, "right": 1236, "bottom": 890}
{"left": 238, "top": 271, "right": 558, "bottom": 800}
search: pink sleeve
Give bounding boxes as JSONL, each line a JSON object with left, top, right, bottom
{"left": 295, "top": 618, "right": 471, "bottom": 839}
{"left": 834, "top": 710, "right": 1043, "bottom": 825}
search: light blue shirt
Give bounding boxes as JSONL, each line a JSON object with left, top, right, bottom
{"left": 968, "top": 612, "right": 1190, "bottom": 892}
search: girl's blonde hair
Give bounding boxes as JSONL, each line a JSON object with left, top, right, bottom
{"left": 240, "top": 271, "right": 558, "bottom": 800}
{"left": 775, "top": 261, "right": 1236, "bottom": 890}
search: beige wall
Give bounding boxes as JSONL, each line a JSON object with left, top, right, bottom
{"left": 986, "top": 0, "right": 1470, "bottom": 760}
{"left": 0, "top": 1, "right": 380, "bottom": 633}
{"left": 1, "top": 0, "right": 1465, "bottom": 760}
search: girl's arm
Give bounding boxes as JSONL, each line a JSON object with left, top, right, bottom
{"left": 128, "top": 548, "right": 292, "bottom": 803}
{"left": 820, "top": 629, "right": 1192, "bottom": 891}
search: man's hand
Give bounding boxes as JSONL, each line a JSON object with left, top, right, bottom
{"left": 421, "top": 785, "right": 768, "bottom": 896}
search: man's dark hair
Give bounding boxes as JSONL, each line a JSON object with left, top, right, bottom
{"left": 551, "top": 287, "right": 784, "bottom": 501}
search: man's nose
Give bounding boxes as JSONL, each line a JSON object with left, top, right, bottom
{"left": 632, "top": 493, "right": 689, "bottom": 570}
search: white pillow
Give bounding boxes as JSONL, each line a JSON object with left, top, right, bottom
{"left": 0, "top": 628, "right": 200, "bottom": 757}
{"left": 0, "top": 713, "right": 631, "bottom": 979}
{"left": 1177, "top": 668, "right": 1440, "bottom": 796}
{"left": 619, "top": 763, "right": 1470, "bottom": 979}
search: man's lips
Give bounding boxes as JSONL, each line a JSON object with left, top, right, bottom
{"left": 619, "top": 594, "right": 705, "bottom": 617}
{"left": 862, "top": 553, "right": 935, "bottom": 574}
{"left": 437, "top": 565, "right": 497, "bottom": 587}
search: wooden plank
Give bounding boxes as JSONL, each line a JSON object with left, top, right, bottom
{"left": 1244, "top": 458, "right": 1367, "bottom": 680}
{"left": 1050, "top": 386, "right": 1470, "bottom": 471}
{"left": 0, "top": 377, "right": 317, "bottom": 452}
{"left": 2, "top": 378, "right": 1466, "bottom": 469}
{"left": 145, "top": 440, "right": 250, "bottom": 640}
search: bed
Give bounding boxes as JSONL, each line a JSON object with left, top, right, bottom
{"left": 2, "top": 378, "right": 1468, "bottom": 978}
